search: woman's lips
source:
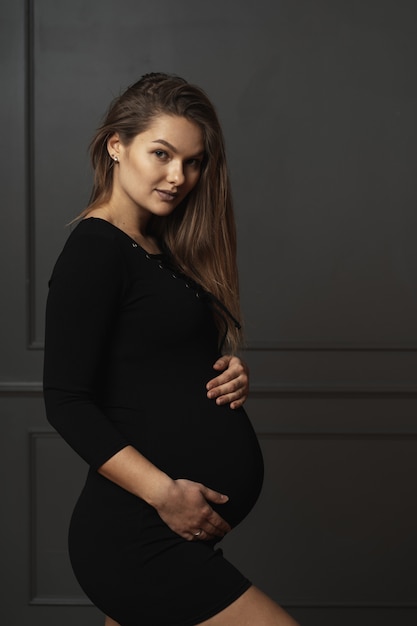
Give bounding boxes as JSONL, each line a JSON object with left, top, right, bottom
{"left": 156, "top": 189, "right": 178, "bottom": 202}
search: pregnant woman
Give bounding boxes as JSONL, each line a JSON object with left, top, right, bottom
{"left": 43, "top": 73, "right": 299, "bottom": 626}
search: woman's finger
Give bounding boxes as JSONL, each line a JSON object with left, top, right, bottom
{"left": 207, "top": 360, "right": 246, "bottom": 388}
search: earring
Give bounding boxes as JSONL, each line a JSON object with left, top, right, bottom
{"left": 112, "top": 155, "right": 119, "bottom": 162}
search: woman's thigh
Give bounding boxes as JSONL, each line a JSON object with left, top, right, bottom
{"left": 103, "top": 587, "right": 300, "bottom": 626}
{"left": 198, "top": 586, "right": 300, "bottom": 626}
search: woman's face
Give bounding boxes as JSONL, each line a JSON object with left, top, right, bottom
{"left": 109, "top": 114, "right": 204, "bottom": 219}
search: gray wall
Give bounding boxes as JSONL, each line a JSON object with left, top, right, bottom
{"left": 1, "top": 1, "right": 417, "bottom": 624}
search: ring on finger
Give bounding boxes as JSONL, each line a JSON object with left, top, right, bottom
{"left": 193, "top": 529, "right": 203, "bottom": 537}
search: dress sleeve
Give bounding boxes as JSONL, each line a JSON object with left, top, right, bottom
{"left": 43, "top": 227, "right": 130, "bottom": 470}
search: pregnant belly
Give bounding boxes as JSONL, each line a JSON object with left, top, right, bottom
{"left": 105, "top": 401, "right": 264, "bottom": 529}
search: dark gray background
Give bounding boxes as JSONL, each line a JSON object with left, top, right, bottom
{"left": 1, "top": 1, "right": 417, "bottom": 624}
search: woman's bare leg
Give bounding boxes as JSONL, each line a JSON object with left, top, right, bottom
{"left": 198, "top": 586, "right": 300, "bottom": 626}
{"left": 104, "top": 617, "right": 121, "bottom": 626}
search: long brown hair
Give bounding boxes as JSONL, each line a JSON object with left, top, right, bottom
{"left": 83, "top": 73, "right": 242, "bottom": 352}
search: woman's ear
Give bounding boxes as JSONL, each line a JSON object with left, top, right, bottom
{"left": 107, "top": 133, "right": 121, "bottom": 162}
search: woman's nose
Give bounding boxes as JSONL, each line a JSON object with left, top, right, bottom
{"left": 167, "top": 162, "right": 185, "bottom": 186}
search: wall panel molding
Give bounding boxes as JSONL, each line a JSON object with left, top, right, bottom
{"left": 25, "top": 0, "right": 39, "bottom": 350}
{"left": 25, "top": 0, "right": 417, "bottom": 355}
{"left": 245, "top": 342, "right": 417, "bottom": 351}
{"left": 29, "top": 431, "right": 89, "bottom": 605}
{"left": 2, "top": 381, "right": 417, "bottom": 398}
{"left": 233, "top": 432, "right": 417, "bottom": 608}
{"left": 249, "top": 384, "right": 417, "bottom": 397}
{"left": 0, "top": 382, "right": 43, "bottom": 396}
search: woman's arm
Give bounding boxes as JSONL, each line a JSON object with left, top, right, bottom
{"left": 43, "top": 226, "right": 130, "bottom": 469}
{"left": 98, "top": 445, "right": 231, "bottom": 541}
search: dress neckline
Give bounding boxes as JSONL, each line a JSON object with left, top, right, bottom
{"left": 82, "top": 217, "right": 164, "bottom": 258}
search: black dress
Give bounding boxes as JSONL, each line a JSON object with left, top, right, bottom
{"left": 43, "top": 218, "right": 264, "bottom": 626}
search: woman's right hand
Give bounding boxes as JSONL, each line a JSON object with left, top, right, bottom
{"left": 155, "top": 478, "right": 231, "bottom": 541}
{"left": 98, "top": 447, "right": 231, "bottom": 542}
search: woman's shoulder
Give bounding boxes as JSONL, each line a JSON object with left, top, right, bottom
{"left": 61, "top": 217, "right": 134, "bottom": 257}
{"left": 67, "top": 216, "right": 124, "bottom": 242}
{"left": 50, "top": 217, "right": 131, "bottom": 283}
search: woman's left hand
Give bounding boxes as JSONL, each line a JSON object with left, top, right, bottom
{"left": 206, "top": 355, "right": 249, "bottom": 410}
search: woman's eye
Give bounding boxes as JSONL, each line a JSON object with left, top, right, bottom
{"left": 186, "top": 158, "right": 201, "bottom": 168}
{"left": 154, "top": 150, "right": 168, "bottom": 160}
